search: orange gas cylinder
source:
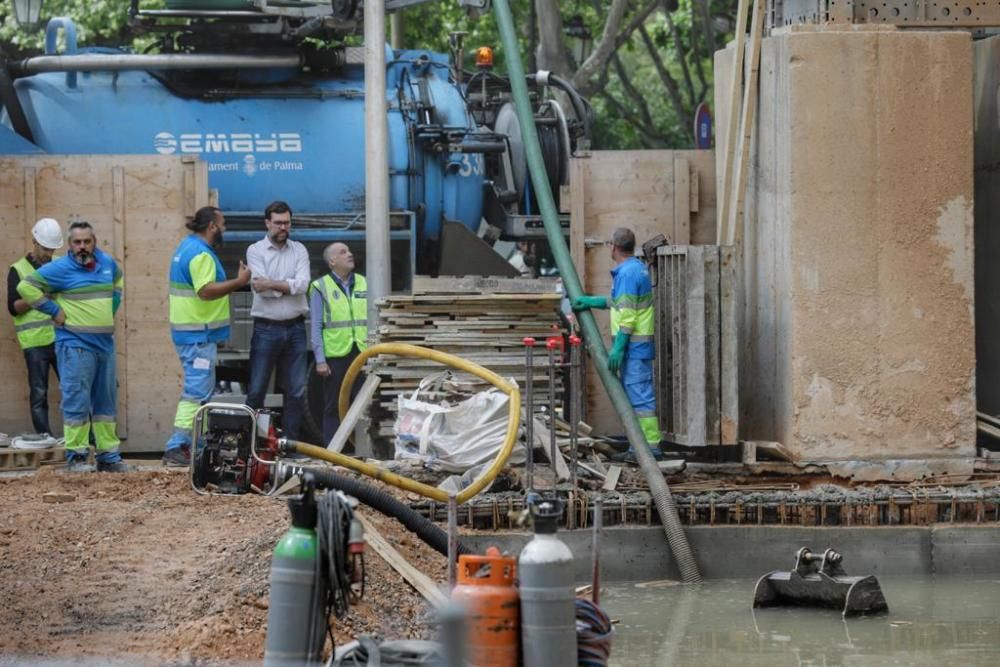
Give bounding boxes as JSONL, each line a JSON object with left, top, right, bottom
{"left": 451, "top": 550, "right": 519, "bottom": 667}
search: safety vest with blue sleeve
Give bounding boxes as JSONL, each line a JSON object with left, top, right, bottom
{"left": 168, "top": 235, "right": 231, "bottom": 345}
{"left": 16, "top": 249, "right": 122, "bottom": 354}
{"left": 610, "top": 256, "right": 655, "bottom": 360}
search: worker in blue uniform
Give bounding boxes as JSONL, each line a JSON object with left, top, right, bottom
{"left": 164, "top": 206, "right": 251, "bottom": 466}
{"left": 17, "top": 221, "right": 128, "bottom": 473}
{"left": 572, "top": 227, "right": 662, "bottom": 462}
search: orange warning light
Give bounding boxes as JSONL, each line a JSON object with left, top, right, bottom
{"left": 475, "top": 46, "right": 494, "bottom": 69}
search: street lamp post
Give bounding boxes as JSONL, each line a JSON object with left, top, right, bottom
{"left": 564, "top": 14, "right": 592, "bottom": 66}
{"left": 11, "top": 0, "right": 45, "bottom": 31}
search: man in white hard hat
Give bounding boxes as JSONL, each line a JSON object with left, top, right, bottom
{"left": 6, "top": 218, "right": 63, "bottom": 435}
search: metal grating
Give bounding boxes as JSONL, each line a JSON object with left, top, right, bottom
{"left": 411, "top": 484, "right": 1000, "bottom": 529}
{"left": 652, "top": 246, "right": 738, "bottom": 446}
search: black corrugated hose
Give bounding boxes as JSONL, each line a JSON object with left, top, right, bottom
{"left": 0, "top": 59, "right": 35, "bottom": 142}
{"left": 299, "top": 466, "right": 472, "bottom": 559}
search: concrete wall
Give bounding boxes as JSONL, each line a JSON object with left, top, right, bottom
{"left": 716, "top": 26, "right": 976, "bottom": 461}
{"left": 463, "top": 525, "right": 1000, "bottom": 582}
{"left": 973, "top": 37, "right": 1000, "bottom": 417}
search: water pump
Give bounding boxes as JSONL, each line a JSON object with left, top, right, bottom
{"left": 190, "top": 403, "right": 279, "bottom": 495}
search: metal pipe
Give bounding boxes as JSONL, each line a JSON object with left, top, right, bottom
{"left": 364, "top": 0, "right": 391, "bottom": 333}
{"left": 569, "top": 335, "right": 581, "bottom": 495}
{"left": 438, "top": 603, "right": 467, "bottom": 667}
{"left": 592, "top": 497, "right": 602, "bottom": 605}
{"left": 524, "top": 337, "right": 536, "bottom": 492}
{"left": 447, "top": 496, "right": 458, "bottom": 589}
{"left": 546, "top": 337, "right": 559, "bottom": 484}
{"left": 492, "top": 0, "right": 700, "bottom": 582}
{"left": 390, "top": 10, "right": 404, "bottom": 50}
{"left": 11, "top": 53, "right": 304, "bottom": 76}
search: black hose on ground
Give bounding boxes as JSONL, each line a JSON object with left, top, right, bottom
{"left": 299, "top": 466, "right": 472, "bottom": 559}
{"left": 0, "top": 59, "right": 35, "bottom": 143}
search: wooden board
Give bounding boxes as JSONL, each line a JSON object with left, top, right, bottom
{"left": 411, "top": 275, "right": 561, "bottom": 295}
{"left": 532, "top": 416, "right": 571, "bottom": 482}
{"left": 717, "top": 0, "right": 751, "bottom": 242}
{"left": 601, "top": 465, "right": 622, "bottom": 491}
{"left": 0, "top": 155, "right": 210, "bottom": 449}
{"left": 725, "top": 0, "right": 765, "bottom": 247}
{"left": 328, "top": 374, "right": 381, "bottom": 452}
{"left": 567, "top": 150, "right": 717, "bottom": 437}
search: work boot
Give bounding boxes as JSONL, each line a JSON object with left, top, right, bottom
{"left": 608, "top": 447, "right": 664, "bottom": 465}
{"left": 63, "top": 458, "right": 96, "bottom": 474}
{"left": 97, "top": 460, "right": 136, "bottom": 473}
{"left": 161, "top": 447, "right": 191, "bottom": 468}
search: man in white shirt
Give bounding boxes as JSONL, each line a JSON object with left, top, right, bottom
{"left": 245, "top": 200, "right": 311, "bottom": 440}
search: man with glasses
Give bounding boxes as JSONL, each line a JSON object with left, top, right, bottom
{"left": 17, "top": 221, "right": 128, "bottom": 472}
{"left": 245, "top": 200, "right": 311, "bottom": 440}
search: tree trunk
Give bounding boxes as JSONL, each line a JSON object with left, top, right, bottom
{"left": 534, "top": 0, "right": 574, "bottom": 78}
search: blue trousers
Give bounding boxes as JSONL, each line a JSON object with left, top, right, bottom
{"left": 622, "top": 356, "right": 660, "bottom": 446}
{"left": 166, "top": 341, "right": 217, "bottom": 452}
{"left": 247, "top": 320, "right": 307, "bottom": 440}
{"left": 57, "top": 344, "right": 121, "bottom": 463}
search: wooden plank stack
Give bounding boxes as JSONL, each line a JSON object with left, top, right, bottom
{"left": 368, "top": 276, "right": 568, "bottom": 441}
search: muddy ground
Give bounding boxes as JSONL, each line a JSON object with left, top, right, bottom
{"left": 0, "top": 467, "right": 447, "bottom": 665}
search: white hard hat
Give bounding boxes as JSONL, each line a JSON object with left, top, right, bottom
{"left": 32, "top": 218, "right": 64, "bottom": 250}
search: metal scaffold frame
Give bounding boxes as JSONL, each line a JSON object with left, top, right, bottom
{"left": 768, "top": 0, "right": 1000, "bottom": 30}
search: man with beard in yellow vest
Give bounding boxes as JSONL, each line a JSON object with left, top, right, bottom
{"left": 308, "top": 242, "right": 367, "bottom": 447}
{"left": 18, "top": 221, "right": 126, "bottom": 472}
{"left": 7, "top": 217, "right": 63, "bottom": 435}
{"left": 164, "top": 206, "right": 251, "bottom": 466}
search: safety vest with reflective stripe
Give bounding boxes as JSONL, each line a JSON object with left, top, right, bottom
{"left": 168, "top": 234, "right": 230, "bottom": 345}
{"left": 309, "top": 273, "right": 367, "bottom": 358}
{"left": 610, "top": 256, "right": 655, "bottom": 360}
{"left": 16, "top": 249, "right": 122, "bottom": 355}
{"left": 11, "top": 256, "right": 55, "bottom": 349}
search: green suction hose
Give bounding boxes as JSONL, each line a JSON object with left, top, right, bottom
{"left": 491, "top": 0, "right": 701, "bottom": 583}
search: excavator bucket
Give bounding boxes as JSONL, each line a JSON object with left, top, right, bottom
{"left": 753, "top": 547, "right": 888, "bottom": 617}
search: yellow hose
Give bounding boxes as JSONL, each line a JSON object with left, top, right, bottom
{"left": 285, "top": 343, "right": 521, "bottom": 505}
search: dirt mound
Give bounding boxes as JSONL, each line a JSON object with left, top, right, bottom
{"left": 0, "top": 468, "right": 443, "bottom": 664}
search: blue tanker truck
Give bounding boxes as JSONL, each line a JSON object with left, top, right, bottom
{"left": 0, "top": 1, "right": 588, "bottom": 442}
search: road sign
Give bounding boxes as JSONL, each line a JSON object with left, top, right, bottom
{"left": 694, "top": 103, "right": 713, "bottom": 150}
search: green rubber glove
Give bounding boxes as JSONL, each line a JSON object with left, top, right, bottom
{"left": 571, "top": 294, "right": 608, "bottom": 311}
{"left": 607, "top": 331, "right": 629, "bottom": 373}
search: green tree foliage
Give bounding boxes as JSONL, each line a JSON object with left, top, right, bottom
{"left": 0, "top": 0, "right": 163, "bottom": 58}
{"left": 401, "top": 0, "right": 733, "bottom": 150}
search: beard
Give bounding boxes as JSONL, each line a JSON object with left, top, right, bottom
{"left": 270, "top": 230, "right": 288, "bottom": 244}
{"left": 72, "top": 250, "right": 92, "bottom": 265}
{"left": 213, "top": 230, "right": 224, "bottom": 248}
